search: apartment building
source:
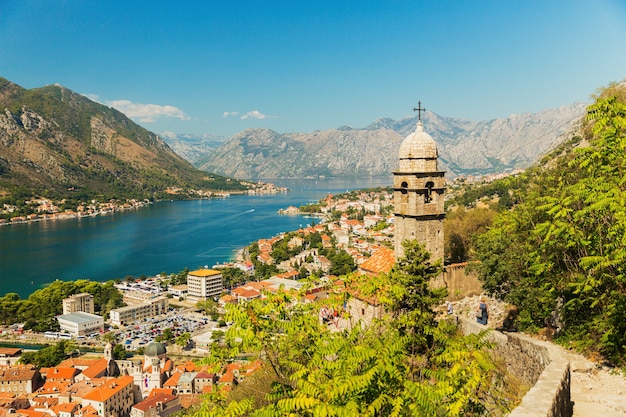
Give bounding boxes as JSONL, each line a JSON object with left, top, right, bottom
{"left": 82, "top": 375, "right": 135, "bottom": 417}
{"left": 62, "top": 293, "right": 95, "bottom": 315}
{"left": 109, "top": 297, "right": 169, "bottom": 326}
{"left": 186, "top": 269, "right": 223, "bottom": 301}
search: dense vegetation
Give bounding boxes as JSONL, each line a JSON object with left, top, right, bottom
{"left": 187, "top": 241, "right": 518, "bottom": 416}
{"left": 0, "top": 279, "right": 123, "bottom": 332}
{"left": 469, "top": 83, "right": 626, "bottom": 364}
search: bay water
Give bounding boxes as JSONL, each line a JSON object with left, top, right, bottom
{"left": 0, "top": 178, "right": 391, "bottom": 298}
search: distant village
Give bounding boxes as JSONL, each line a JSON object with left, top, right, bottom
{"left": 0, "top": 181, "right": 287, "bottom": 225}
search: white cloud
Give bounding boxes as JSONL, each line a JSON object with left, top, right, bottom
{"left": 240, "top": 110, "right": 275, "bottom": 120}
{"left": 83, "top": 93, "right": 101, "bottom": 102}
{"left": 222, "top": 111, "right": 240, "bottom": 118}
{"left": 107, "top": 99, "right": 190, "bottom": 123}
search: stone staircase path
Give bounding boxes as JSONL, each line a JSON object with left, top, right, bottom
{"left": 567, "top": 352, "right": 626, "bottom": 416}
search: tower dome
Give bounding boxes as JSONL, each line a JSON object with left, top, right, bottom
{"left": 144, "top": 341, "right": 167, "bottom": 357}
{"left": 398, "top": 121, "right": 438, "bottom": 172}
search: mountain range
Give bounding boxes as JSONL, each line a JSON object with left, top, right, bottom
{"left": 174, "top": 103, "right": 587, "bottom": 179}
{"left": 0, "top": 77, "right": 247, "bottom": 201}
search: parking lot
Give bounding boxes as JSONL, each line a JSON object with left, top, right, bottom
{"left": 112, "top": 309, "right": 213, "bottom": 350}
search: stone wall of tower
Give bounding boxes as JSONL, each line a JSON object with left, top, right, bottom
{"left": 394, "top": 215, "right": 444, "bottom": 261}
{"left": 393, "top": 169, "right": 445, "bottom": 261}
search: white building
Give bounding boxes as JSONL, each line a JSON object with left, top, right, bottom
{"left": 109, "top": 296, "right": 168, "bottom": 326}
{"left": 187, "top": 269, "right": 223, "bottom": 301}
{"left": 168, "top": 284, "right": 188, "bottom": 298}
{"left": 62, "top": 293, "right": 95, "bottom": 315}
{"left": 56, "top": 312, "right": 104, "bottom": 337}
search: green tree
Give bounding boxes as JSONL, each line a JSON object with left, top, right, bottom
{"left": 190, "top": 240, "right": 503, "bottom": 416}
{"left": 113, "top": 343, "right": 127, "bottom": 360}
{"left": 176, "top": 332, "right": 192, "bottom": 349}
{"left": 472, "top": 90, "right": 626, "bottom": 363}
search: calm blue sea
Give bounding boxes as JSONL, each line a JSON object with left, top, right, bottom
{"left": 0, "top": 178, "right": 391, "bottom": 298}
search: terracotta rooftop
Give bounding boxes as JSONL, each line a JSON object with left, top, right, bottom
{"left": 57, "top": 357, "right": 100, "bottom": 370}
{"left": 82, "top": 375, "right": 133, "bottom": 402}
{"left": 0, "top": 366, "right": 38, "bottom": 381}
{"left": 149, "top": 387, "right": 176, "bottom": 397}
{"left": 63, "top": 379, "right": 106, "bottom": 398}
{"left": 45, "top": 367, "right": 80, "bottom": 381}
{"left": 14, "top": 409, "right": 48, "bottom": 417}
{"left": 35, "top": 380, "right": 71, "bottom": 395}
{"left": 358, "top": 246, "right": 395, "bottom": 275}
{"left": 232, "top": 287, "right": 261, "bottom": 299}
{"left": 132, "top": 393, "right": 177, "bottom": 412}
{"left": 80, "top": 358, "right": 108, "bottom": 380}
{"left": 163, "top": 372, "right": 180, "bottom": 388}
{"left": 0, "top": 348, "right": 22, "bottom": 357}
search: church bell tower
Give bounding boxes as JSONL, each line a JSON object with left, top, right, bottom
{"left": 393, "top": 102, "right": 445, "bottom": 262}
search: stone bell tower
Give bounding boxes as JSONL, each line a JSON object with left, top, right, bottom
{"left": 393, "top": 102, "right": 445, "bottom": 262}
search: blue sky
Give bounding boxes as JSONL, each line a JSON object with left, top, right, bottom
{"left": 1, "top": 1, "right": 625, "bottom": 137}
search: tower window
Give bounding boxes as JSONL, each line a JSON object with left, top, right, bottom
{"left": 400, "top": 181, "right": 408, "bottom": 194}
{"left": 425, "top": 181, "right": 434, "bottom": 203}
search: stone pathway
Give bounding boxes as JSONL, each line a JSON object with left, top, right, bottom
{"left": 446, "top": 295, "right": 626, "bottom": 416}
{"left": 567, "top": 352, "right": 626, "bottom": 416}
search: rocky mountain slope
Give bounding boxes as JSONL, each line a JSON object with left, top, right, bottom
{"left": 197, "top": 103, "right": 587, "bottom": 178}
{"left": 0, "top": 77, "right": 246, "bottom": 200}
{"left": 159, "top": 132, "right": 227, "bottom": 163}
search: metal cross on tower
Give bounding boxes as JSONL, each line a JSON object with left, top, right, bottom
{"left": 413, "top": 101, "right": 426, "bottom": 121}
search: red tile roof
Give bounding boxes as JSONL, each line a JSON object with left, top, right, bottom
{"left": 45, "top": 367, "right": 80, "bottom": 381}
{"left": 132, "top": 393, "right": 178, "bottom": 412}
{"left": 82, "top": 375, "right": 133, "bottom": 402}
{"left": 359, "top": 247, "right": 395, "bottom": 275}
{"left": 80, "top": 358, "right": 108, "bottom": 380}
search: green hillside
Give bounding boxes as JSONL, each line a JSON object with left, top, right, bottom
{"left": 470, "top": 81, "right": 626, "bottom": 364}
{"left": 0, "top": 77, "right": 248, "bottom": 205}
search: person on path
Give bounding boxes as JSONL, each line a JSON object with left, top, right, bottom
{"left": 476, "top": 298, "right": 489, "bottom": 325}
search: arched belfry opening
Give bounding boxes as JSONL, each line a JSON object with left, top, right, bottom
{"left": 393, "top": 101, "right": 446, "bottom": 262}
{"left": 424, "top": 181, "right": 434, "bottom": 203}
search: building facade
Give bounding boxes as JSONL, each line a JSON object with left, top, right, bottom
{"left": 393, "top": 117, "right": 445, "bottom": 262}
{"left": 0, "top": 366, "right": 42, "bottom": 394}
{"left": 82, "top": 375, "right": 135, "bottom": 417}
{"left": 186, "top": 269, "right": 223, "bottom": 301}
{"left": 56, "top": 312, "right": 104, "bottom": 337}
{"left": 109, "top": 297, "right": 169, "bottom": 326}
{"left": 62, "top": 293, "right": 95, "bottom": 315}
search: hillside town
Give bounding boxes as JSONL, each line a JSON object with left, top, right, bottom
{"left": 0, "top": 186, "right": 410, "bottom": 417}
{"left": 0, "top": 181, "right": 287, "bottom": 226}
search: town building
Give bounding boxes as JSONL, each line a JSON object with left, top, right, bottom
{"left": 0, "top": 348, "right": 22, "bottom": 367}
{"left": 130, "top": 392, "right": 180, "bottom": 417}
{"left": 0, "top": 366, "right": 42, "bottom": 394}
{"left": 81, "top": 375, "right": 135, "bottom": 417}
{"left": 167, "top": 285, "right": 188, "bottom": 298}
{"left": 56, "top": 312, "right": 104, "bottom": 337}
{"left": 62, "top": 293, "right": 95, "bottom": 315}
{"left": 186, "top": 269, "right": 223, "bottom": 301}
{"left": 112, "top": 342, "right": 174, "bottom": 400}
{"left": 109, "top": 297, "right": 168, "bottom": 326}
{"left": 393, "top": 104, "right": 445, "bottom": 262}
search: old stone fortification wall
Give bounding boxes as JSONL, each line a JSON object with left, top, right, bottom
{"left": 432, "top": 263, "right": 483, "bottom": 301}
{"left": 459, "top": 317, "right": 572, "bottom": 417}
